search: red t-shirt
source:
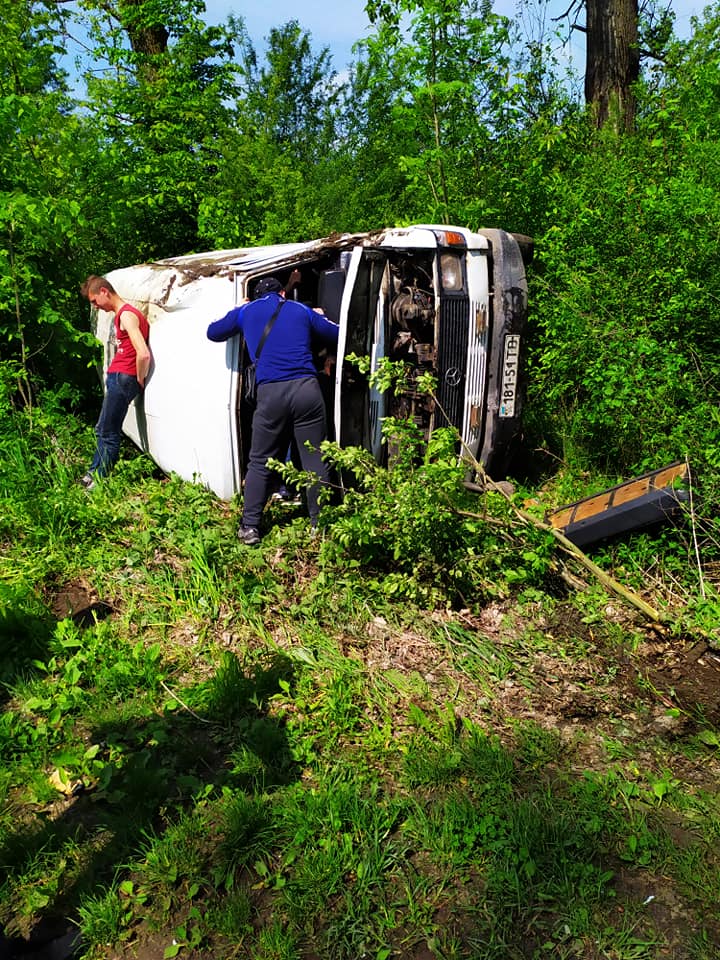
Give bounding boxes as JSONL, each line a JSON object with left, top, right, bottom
{"left": 108, "top": 303, "right": 150, "bottom": 377}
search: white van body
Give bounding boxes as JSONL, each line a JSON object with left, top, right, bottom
{"left": 94, "top": 225, "right": 531, "bottom": 499}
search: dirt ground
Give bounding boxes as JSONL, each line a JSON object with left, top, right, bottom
{"left": 48, "top": 578, "right": 115, "bottom": 627}
{"left": 352, "top": 598, "right": 720, "bottom": 739}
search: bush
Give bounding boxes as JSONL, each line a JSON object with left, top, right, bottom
{"left": 314, "top": 419, "right": 555, "bottom": 607}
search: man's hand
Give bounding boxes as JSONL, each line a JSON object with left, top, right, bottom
{"left": 286, "top": 268, "right": 302, "bottom": 291}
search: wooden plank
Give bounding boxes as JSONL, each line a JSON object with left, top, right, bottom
{"left": 550, "top": 507, "right": 575, "bottom": 529}
{"left": 612, "top": 477, "right": 651, "bottom": 507}
{"left": 652, "top": 463, "right": 687, "bottom": 489}
{"left": 572, "top": 493, "right": 613, "bottom": 522}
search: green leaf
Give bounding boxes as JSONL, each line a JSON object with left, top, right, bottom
{"left": 698, "top": 729, "right": 720, "bottom": 748}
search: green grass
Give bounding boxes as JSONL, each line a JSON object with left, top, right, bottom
{"left": 2, "top": 405, "right": 720, "bottom": 958}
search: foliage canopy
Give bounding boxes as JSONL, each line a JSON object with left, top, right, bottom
{"left": 2, "top": 0, "right": 718, "bottom": 483}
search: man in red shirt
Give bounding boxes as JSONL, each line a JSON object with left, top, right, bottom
{"left": 80, "top": 275, "right": 151, "bottom": 487}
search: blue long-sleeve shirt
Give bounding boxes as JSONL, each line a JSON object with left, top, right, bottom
{"left": 207, "top": 293, "right": 339, "bottom": 385}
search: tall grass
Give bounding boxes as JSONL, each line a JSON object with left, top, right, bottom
{"left": 1, "top": 394, "right": 719, "bottom": 959}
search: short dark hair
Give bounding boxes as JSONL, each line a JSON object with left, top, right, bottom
{"left": 80, "top": 275, "right": 116, "bottom": 298}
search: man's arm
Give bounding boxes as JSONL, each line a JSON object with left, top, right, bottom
{"left": 308, "top": 308, "right": 339, "bottom": 346}
{"left": 207, "top": 306, "right": 244, "bottom": 343}
{"left": 120, "top": 309, "right": 151, "bottom": 387}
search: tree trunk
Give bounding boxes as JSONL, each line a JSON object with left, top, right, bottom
{"left": 585, "top": 0, "right": 639, "bottom": 131}
{"left": 118, "top": 0, "right": 168, "bottom": 56}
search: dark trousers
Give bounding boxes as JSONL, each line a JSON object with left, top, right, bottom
{"left": 242, "top": 376, "right": 329, "bottom": 528}
{"left": 89, "top": 372, "right": 140, "bottom": 477}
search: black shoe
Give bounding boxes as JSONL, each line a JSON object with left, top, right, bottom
{"left": 237, "top": 526, "right": 261, "bottom": 546}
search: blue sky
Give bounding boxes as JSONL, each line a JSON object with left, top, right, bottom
{"left": 202, "top": 0, "right": 704, "bottom": 73}
{"left": 203, "top": 0, "right": 374, "bottom": 70}
{"left": 57, "top": 1, "right": 705, "bottom": 84}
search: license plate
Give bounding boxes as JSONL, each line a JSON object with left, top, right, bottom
{"left": 499, "top": 334, "right": 520, "bottom": 417}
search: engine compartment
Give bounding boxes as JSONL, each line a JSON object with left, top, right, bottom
{"left": 384, "top": 253, "right": 438, "bottom": 442}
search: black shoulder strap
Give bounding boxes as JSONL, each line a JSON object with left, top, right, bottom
{"left": 255, "top": 300, "right": 285, "bottom": 361}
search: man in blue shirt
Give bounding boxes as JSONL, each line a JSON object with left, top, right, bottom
{"left": 207, "top": 276, "right": 339, "bottom": 545}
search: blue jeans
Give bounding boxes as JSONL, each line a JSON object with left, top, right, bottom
{"left": 89, "top": 372, "right": 140, "bottom": 477}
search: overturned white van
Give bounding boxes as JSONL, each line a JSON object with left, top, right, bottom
{"left": 93, "top": 225, "right": 532, "bottom": 499}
